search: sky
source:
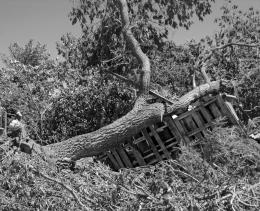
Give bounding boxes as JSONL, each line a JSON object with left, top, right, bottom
{"left": 0, "top": 0, "right": 260, "bottom": 67}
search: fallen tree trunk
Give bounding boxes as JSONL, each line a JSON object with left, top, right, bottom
{"left": 44, "top": 80, "right": 221, "bottom": 161}
{"left": 3, "top": 0, "right": 225, "bottom": 163}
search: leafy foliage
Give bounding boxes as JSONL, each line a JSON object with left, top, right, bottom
{"left": 0, "top": 126, "right": 259, "bottom": 210}
{"left": 41, "top": 71, "right": 134, "bottom": 143}
{"left": 184, "top": 1, "right": 260, "bottom": 122}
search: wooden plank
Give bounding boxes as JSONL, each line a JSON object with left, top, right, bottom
{"left": 152, "top": 141, "right": 179, "bottom": 153}
{"left": 117, "top": 146, "right": 133, "bottom": 168}
{"left": 164, "top": 116, "right": 183, "bottom": 143}
{"left": 156, "top": 125, "right": 167, "bottom": 132}
{"left": 106, "top": 152, "right": 120, "bottom": 170}
{"left": 111, "top": 149, "right": 125, "bottom": 168}
{"left": 192, "top": 112, "right": 207, "bottom": 137}
{"left": 185, "top": 115, "right": 204, "bottom": 140}
{"left": 147, "top": 158, "right": 160, "bottom": 165}
{"left": 173, "top": 119, "right": 190, "bottom": 144}
{"left": 176, "top": 108, "right": 198, "bottom": 120}
{"left": 143, "top": 152, "right": 155, "bottom": 160}
{"left": 202, "top": 97, "right": 218, "bottom": 106}
{"left": 165, "top": 137, "right": 175, "bottom": 144}
{"left": 187, "top": 122, "right": 213, "bottom": 137}
{"left": 166, "top": 141, "right": 179, "bottom": 149}
{"left": 133, "top": 136, "right": 146, "bottom": 144}
{"left": 142, "top": 129, "right": 162, "bottom": 161}
{"left": 208, "top": 103, "right": 222, "bottom": 118}
{"left": 130, "top": 147, "right": 146, "bottom": 166}
{"left": 199, "top": 106, "right": 212, "bottom": 123}
{"left": 184, "top": 115, "right": 197, "bottom": 131}
{"left": 149, "top": 126, "right": 172, "bottom": 159}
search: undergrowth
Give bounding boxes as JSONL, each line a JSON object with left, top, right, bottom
{"left": 0, "top": 125, "right": 259, "bottom": 210}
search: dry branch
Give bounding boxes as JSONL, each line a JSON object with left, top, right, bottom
{"left": 28, "top": 165, "right": 92, "bottom": 210}
{"left": 213, "top": 42, "right": 260, "bottom": 50}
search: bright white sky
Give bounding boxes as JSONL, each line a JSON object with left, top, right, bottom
{"left": 0, "top": 0, "right": 260, "bottom": 67}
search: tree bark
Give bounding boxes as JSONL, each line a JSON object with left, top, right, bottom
{"left": 44, "top": 80, "right": 221, "bottom": 161}
{"left": 117, "top": 0, "right": 150, "bottom": 95}
{"left": 10, "top": 1, "right": 225, "bottom": 162}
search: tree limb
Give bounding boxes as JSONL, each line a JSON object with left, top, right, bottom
{"left": 213, "top": 42, "right": 260, "bottom": 51}
{"left": 117, "top": 0, "right": 151, "bottom": 95}
{"left": 43, "top": 80, "right": 222, "bottom": 161}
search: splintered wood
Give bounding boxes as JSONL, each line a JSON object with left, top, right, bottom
{"left": 98, "top": 94, "right": 240, "bottom": 170}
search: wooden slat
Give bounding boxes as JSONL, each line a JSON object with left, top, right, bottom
{"left": 131, "top": 147, "right": 146, "bottom": 166}
{"left": 111, "top": 149, "right": 125, "bottom": 168}
{"left": 149, "top": 126, "right": 172, "bottom": 159}
{"left": 187, "top": 122, "right": 213, "bottom": 137}
{"left": 147, "top": 158, "right": 160, "bottom": 165}
{"left": 143, "top": 152, "right": 155, "bottom": 160}
{"left": 176, "top": 108, "right": 197, "bottom": 120}
{"left": 199, "top": 106, "right": 212, "bottom": 123}
{"left": 186, "top": 115, "right": 204, "bottom": 140}
{"left": 156, "top": 125, "right": 167, "bottom": 132}
{"left": 202, "top": 97, "right": 218, "bottom": 107}
{"left": 166, "top": 141, "right": 179, "bottom": 149}
{"left": 165, "top": 137, "right": 175, "bottom": 144}
{"left": 133, "top": 136, "right": 146, "bottom": 144}
{"left": 184, "top": 116, "right": 197, "bottom": 131}
{"left": 192, "top": 112, "right": 207, "bottom": 137}
{"left": 208, "top": 103, "right": 222, "bottom": 118}
{"left": 142, "top": 129, "right": 163, "bottom": 161}
{"left": 164, "top": 116, "right": 183, "bottom": 143}
{"left": 117, "top": 146, "right": 133, "bottom": 168}
{"left": 106, "top": 152, "right": 120, "bottom": 170}
{"left": 173, "top": 119, "right": 190, "bottom": 144}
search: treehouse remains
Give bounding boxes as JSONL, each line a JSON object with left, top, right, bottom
{"left": 0, "top": 0, "right": 246, "bottom": 168}
{"left": 98, "top": 94, "right": 240, "bottom": 170}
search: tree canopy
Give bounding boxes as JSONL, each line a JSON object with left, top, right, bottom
{"left": 0, "top": 1, "right": 260, "bottom": 210}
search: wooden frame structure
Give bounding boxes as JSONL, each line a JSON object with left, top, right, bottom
{"left": 98, "top": 94, "right": 240, "bottom": 170}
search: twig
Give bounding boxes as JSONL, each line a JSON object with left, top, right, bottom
{"left": 101, "top": 55, "right": 123, "bottom": 63}
{"left": 28, "top": 166, "right": 92, "bottom": 210}
{"left": 106, "top": 70, "right": 175, "bottom": 104}
{"left": 164, "top": 163, "right": 199, "bottom": 183}
{"left": 213, "top": 43, "right": 260, "bottom": 51}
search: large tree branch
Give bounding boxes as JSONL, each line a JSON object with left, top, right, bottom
{"left": 118, "top": 0, "right": 151, "bottom": 94}
{"left": 43, "top": 80, "right": 222, "bottom": 161}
